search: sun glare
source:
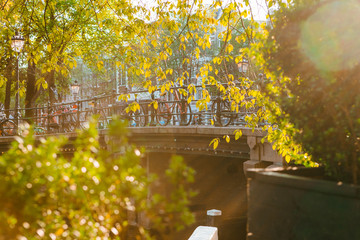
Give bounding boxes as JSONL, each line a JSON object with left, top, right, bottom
{"left": 300, "top": 0, "right": 360, "bottom": 71}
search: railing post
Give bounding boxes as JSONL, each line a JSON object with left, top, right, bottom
{"left": 149, "top": 92, "right": 156, "bottom": 126}
{"left": 93, "top": 96, "right": 102, "bottom": 129}
{"left": 60, "top": 107, "right": 65, "bottom": 133}
{"left": 77, "top": 100, "right": 81, "bottom": 128}
{"left": 207, "top": 209, "right": 222, "bottom": 227}
{"left": 198, "top": 112, "right": 203, "bottom": 125}
{"left": 47, "top": 102, "right": 51, "bottom": 133}
{"left": 215, "top": 89, "right": 221, "bottom": 127}
{"left": 109, "top": 89, "right": 117, "bottom": 119}
{"left": 35, "top": 104, "right": 38, "bottom": 127}
{"left": 180, "top": 85, "right": 186, "bottom": 126}
{"left": 180, "top": 98, "right": 185, "bottom": 126}
{"left": 143, "top": 101, "right": 149, "bottom": 126}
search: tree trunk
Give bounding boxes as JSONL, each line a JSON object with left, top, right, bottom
{"left": 25, "top": 60, "right": 37, "bottom": 123}
{"left": 4, "top": 56, "right": 13, "bottom": 117}
{"left": 47, "top": 70, "right": 56, "bottom": 104}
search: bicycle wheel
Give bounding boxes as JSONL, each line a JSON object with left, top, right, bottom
{"left": 211, "top": 100, "right": 233, "bottom": 127}
{"left": 236, "top": 104, "right": 248, "bottom": 125}
{"left": 97, "top": 109, "right": 109, "bottom": 129}
{"left": 67, "top": 114, "right": 77, "bottom": 132}
{"left": 60, "top": 112, "right": 75, "bottom": 132}
{"left": 132, "top": 105, "right": 146, "bottom": 127}
{"left": 0, "top": 119, "right": 17, "bottom": 136}
{"left": 84, "top": 109, "right": 108, "bottom": 129}
{"left": 83, "top": 108, "right": 94, "bottom": 129}
{"left": 77, "top": 111, "right": 88, "bottom": 129}
{"left": 156, "top": 102, "right": 171, "bottom": 126}
{"left": 175, "top": 102, "right": 192, "bottom": 126}
{"left": 117, "top": 104, "right": 140, "bottom": 127}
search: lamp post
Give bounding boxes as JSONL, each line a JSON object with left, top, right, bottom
{"left": 238, "top": 59, "right": 249, "bottom": 74}
{"left": 11, "top": 31, "right": 25, "bottom": 127}
{"left": 71, "top": 80, "right": 80, "bottom": 101}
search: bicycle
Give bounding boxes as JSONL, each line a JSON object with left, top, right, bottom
{"left": 211, "top": 97, "right": 256, "bottom": 127}
{"left": 211, "top": 99, "right": 235, "bottom": 126}
{"left": 0, "top": 111, "right": 17, "bottom": 136}
{"left": 84, "top": 97, "right": 109, "bottom": 129}
{"left": 116, "top": 100, "right": 147, "bottom": 127}
{"left": 59, "top": 104, "right": 79, "bottom": 132}
{"left": 156, "top": 88, "right": 192, "bottom": 126}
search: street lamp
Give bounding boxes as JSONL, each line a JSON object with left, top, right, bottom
{"left": 11, "top": 32, "right": 25, "bottom": 52}
{"left": 11, "top": 31, "right": 25, "bottom": 127}
{"left": 71, "top": 80, "right": 80, "bottom": 101}
{"left": 238, "top": 59, "right": 249, "bottom": 73}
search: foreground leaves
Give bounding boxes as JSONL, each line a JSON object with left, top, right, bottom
{"left": 0, "top": 118, "right": 195, "bottom": 239}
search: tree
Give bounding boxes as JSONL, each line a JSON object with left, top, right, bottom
{"left": 0, "top": 0, "right": 317, "bottom": 179}
{"left": 0, "top": 0, "right": 136, "bottom": 114}
{"left": 258, "top": 0, "right": 360, "bottom": 183}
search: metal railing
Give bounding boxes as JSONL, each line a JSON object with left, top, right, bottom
{"left": 0, "top": 85, "right": 261, "bottom": 136}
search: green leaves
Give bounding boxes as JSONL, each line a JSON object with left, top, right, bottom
{"left": 0, "top": 118, "right": 196, "bottom": 238}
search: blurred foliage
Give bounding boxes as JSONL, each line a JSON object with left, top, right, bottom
{"left": 0, "top": 118, "right": 195, "bottom": 239}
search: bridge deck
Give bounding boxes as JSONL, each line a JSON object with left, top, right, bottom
{"left": 127, "top": 126, "right": 264, "bottom": 136}
{"left": 0, "top": 126, "right": 266, "bottom": 158}
{"left": 125, "top": 126, "right": 264, "bottom": 159}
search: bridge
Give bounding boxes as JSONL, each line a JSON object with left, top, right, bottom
{"left": 0, "top": 87, "right": 283, "bottom": 240}
{"left": 0, "top": 85, "right": 262, "bottom": 136}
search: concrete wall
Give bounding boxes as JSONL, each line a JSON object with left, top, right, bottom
{"left": 147, "top": 152, "right": 247, "bottom": 240}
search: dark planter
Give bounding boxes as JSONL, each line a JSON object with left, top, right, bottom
{"left": 246, "top": 167, "right": 360, "bottom": 240}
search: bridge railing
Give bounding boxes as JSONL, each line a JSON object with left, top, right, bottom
{"left": 0, "top": 84, "right": 263, "bottom": 136}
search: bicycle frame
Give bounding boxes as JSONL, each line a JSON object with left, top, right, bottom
{"left": 157, "top": 88, "right": 191, "bottom": 125}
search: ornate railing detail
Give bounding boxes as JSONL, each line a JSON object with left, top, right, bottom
{"left": 0, "top": 85, "right": 260, "bottom": 136}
